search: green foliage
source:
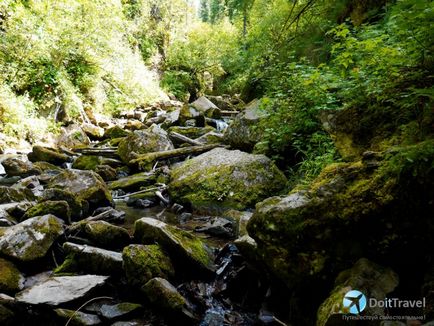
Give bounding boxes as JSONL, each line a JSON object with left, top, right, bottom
{"left": 0, "top": 0, "right": 167, "bottom": 142}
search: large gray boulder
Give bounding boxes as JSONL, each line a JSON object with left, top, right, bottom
{"left": 190, "top": 96, "right": 221, "bottom": 118}
{"left": 169, "top": 148, "right": 287, "bottom": 211}
{"left": 223, "top": 99, "right": 266, "bottom": 152}
{"left": 48, "top": 169, "right": 113, "bottom": 211}
{"left": 0, "top": 214, "right": 64, "bottom": 262}
{"left": 16, "top": 275, "right": 108, "bottom": 305}
{"left": 117, "top": 125, "right": 174, "bottom": 164}
{"left": 134, "top": 218, "right": 215, "bottom": 276}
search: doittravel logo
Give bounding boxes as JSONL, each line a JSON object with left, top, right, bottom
{"left": 340, "top": 289, "right": 426, "bottom": 321}
{"left": 343, "top": 290, "right": 367, "bottom": 314}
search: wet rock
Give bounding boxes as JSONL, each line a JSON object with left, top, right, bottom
{"left": 42, "top": 188, "right": 88, "bottom": 221}
{"left": 0, "top": 186, "right": 29, "bottom": 204}
{"left": 57, "top": 124, "right": 91, "bottom": 149}
{"left": 82, "top": 123, "right": 104, "bottom": 140}
{"left": 223, "top": 210, "right": 253, "bottom": 237}
{"left": 169, "top": 148, "right": 287, "bottom": 211}
{"left": 122, "top": 244, "right": 174, "bottom": 287}
{"left": 60, "top": 242, "right": 123, "bottom": 276}
{"left": 33, "top": 161, "right": 63, "bottom": 173}
{"left": 125, "top": 119, "right": 145, "bottom": 130}
{"left": 196, "top": 131, "right": 224, "bottom": 144}
{"left": 27, "top": 145, "right": 70, "bottom": 165}
{"left": 190, "top": 96, "right": 221, "bottom": 118}
{"left": 72, "top": 155, "right": 102, "bottom": 170}
{"left": 91, "top": 207, "right": 126, "bottom": 224}
{"left": 3, "top": 201, "right": 32, "bottom": 220}
{"left": 16, "top": 275, "right": 108, "bottom": 305}
{"left": 134, "top": 218, "right": 215, "bottom": 276}
{"left": 99, "top": 302, "right": 143, "bottom": 320}
{"left": 0, "top": 214, "right": 64, "bottom": 262}
{"left": 1, "top": 157, "right": 41, "bottom": 177}
{"left": 109, "top": 172, "right": 156, "bottom": 192}
{"left": 22, "top": 200, "right": 71, "bottom": 223}
{"left": 11, "top": 175, "right": 43, "bottom": 198}
{"left": 195, "top": 217, "right": 236, "bottom": 238}
{"left": 0, "top": 258, "right": 25, "bottom": 293}
{"left": 168, "top": 126, "right": 215, "bottom": 139}
{"left": 117, "top": 125, "right": 174, "bottom": 164}
{"left": 48, "top": 169, "right": 113, "bottom": 212}
{"left": 233, "top": 235, "right": 258, "bottom": 263}
{"left": 54, "top": 308, "right": 102, "bottom": 325}
{"left": 223, "top": 99, "right": 266, "bottom": 152}
{"left": 247, "top": 141, "right": 434, "bottom": 288}
{"left": 84, "top": 221, "right": 130, "bottom": 250}
{"left": 179, "top": 105, "right": 206, "bottom": 127}
{"left": 317, "top": 258, "right": 399, "bottom": 326}
{"left": 95, "top": 165, "right": 117, "bottom": 182}
{"left": 142, "top": 277, "right": 186, "bottom": 312}
{"left": 104, "top": 125, "right": 130, "bottom": 139}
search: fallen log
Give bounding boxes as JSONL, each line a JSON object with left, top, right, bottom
{"left": 129, "top": 144, "right": 223, "bottom": 170}
{"left": 169, "top": 131, "right": 202, "bottom": 146}
{"left": 73, "top": 147, "right": 120, "bottom": 159}
{"left": 66, "top": 208, "right": 125, "bottom": 234}
{"left": 220, "top": 110, "right": 240, "bottom": 116}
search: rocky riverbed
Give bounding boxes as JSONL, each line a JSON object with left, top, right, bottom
{"left": 0, "top": 95, "right": 433, "bottom": 326}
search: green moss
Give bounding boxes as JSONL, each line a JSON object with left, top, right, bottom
{"left": 109, "top": 172, "right": 156, "bottom": 191}
{"left": 0, "top": 258, "right": 23, "bottom": 293}
{"left": 23, "top": 200, "right": 71, "bottom": 223}
{"left": 53, "top": 254, "right": 79, "bottom": 275}
{"left": 28, "top": 145, "right": 69, "bottom": 165}
{"left": 166, "top": 225, "right": 213, "bottom": 269}
{"left": 169, "top": 152, "right": 287, "bottom": 211}
{"left": 72, "top": 155, "right": 101, "bottom": 170}
{"left": 122, "top": 244, "right": 174, "bottom": 287}
{"left": 142, "top": 278, "right": 186, "bottom": 311}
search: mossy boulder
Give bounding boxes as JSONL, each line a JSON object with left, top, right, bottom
{"left": 117, "top": 125, "right": 174, "bottom": 164}
{"left": 169, "top": 148, "right": 287, "bottom": 211}
{"left": 33, "top": 161, "right": 63, "bottom": 173}
{"left": 72, "top": 155, "right": 102, "bottom": 170}
{"left": 22, "top": 200, "right": 71, "bottom": 223}
{"left": 247, "top": 140, "right": 434, "bottom": 288}
{"left": 0, "top": 214, "right": 64, "bottom": 262}
{"left": 95, "top": 165, "right": 117, "bottom": 181}
{"left": 223, "top": 99, "right": 266, "bottom": 152}
{"left": 142, "top": 277, "right": 186, "bottom": 312}
{"left": 122, "top": 244, "right": 174, "bottom": 287}
{"left": 0, "top": 258, "right": 25, "bottom": 293}
{"left": 168, "top": 126, "right": 215, "bottom": 139}
{"left": 104, "top": 125, "right": 130, "bottom": 139}
{"left": 109, "top": 172, "right": 156, "bottom": 191}
{"left": 317, "top": 258, "right": 399, "bottom": 326}
{"left": 81, "top": 123, "right": 104, "bottom": 140}
{"left": 27, "top": 145, "right": 70, "bottom": 165}
{"left": 48, "top": 169, "right": 113, "bottom": 212}
{"left": 1, "top": 157, "right": 41, "bottom": 177}
{"left": 84, "top": 221, "right": 130, "bottom": 250}
{"left": 0, "top": 186, "right": 29, "bottom": 204}
{"left": 56, "top": 124, "right": 91, "bottom": 149}
{"left": 58, "top": 242, "right": 123, "bottom": 276}
{"left": 42, "top": 188, "right": 88, "bottom": 221}
{"left": 134, "top": 217, "right": 215, "bottom": 276}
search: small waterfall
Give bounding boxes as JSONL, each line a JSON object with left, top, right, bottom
{"left": 207, "top": 118, "right": 228, "bottom": 132}
{"left": 215, "top": 119, "right": 228, "bottom": 132}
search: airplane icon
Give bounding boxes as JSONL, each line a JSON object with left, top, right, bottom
{"left": 343, "top": 290, "right": 367, "bottom": 314}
